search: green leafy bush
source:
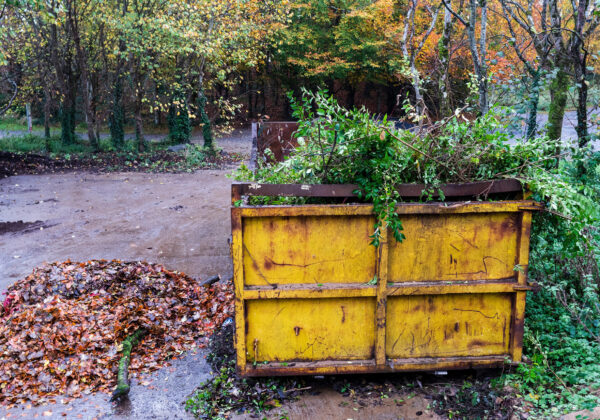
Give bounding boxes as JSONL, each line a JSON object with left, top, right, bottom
{"left": 494, "top": 151, "right": 600, "bottom": 417}
{"left": 236, "top": 90, "right": 587, "bottom": 246}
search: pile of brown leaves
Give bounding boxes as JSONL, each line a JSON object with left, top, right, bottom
{"left": 0, "top": 260, "right": 233, "bottom": 406}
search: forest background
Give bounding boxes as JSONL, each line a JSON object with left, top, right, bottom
{"left": 0, "top": 0, "right": 598, "bottom": 150}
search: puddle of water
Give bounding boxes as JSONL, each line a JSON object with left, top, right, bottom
{"left": 0, "top": 221, "right": 50, "bottom": 235}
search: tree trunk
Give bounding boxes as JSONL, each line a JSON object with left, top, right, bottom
{"left": 478, "top": 0, "right": 488, "bottom": 115}
{"left": 576, "top": 75, "right": 589, "bottom": 148}
{"left": 109, "top": 0, "right": 127, "bottom": 150}
{"left": 69, "top": 5, "right": 98, "bottom": 151}
{"left": 438, "top": 6, "right": 452, "bottom": 117}
{"left": 197, "top": 87, "right": 213, "bottom": 150}
{"left": 135, "top": 100, "right": 144, "bottom": 152}
{"left": 197, "top": 67, "right": 214, "bottom": 150}
{"left": 25, "top": 103, "right": 32, "bottom": 133}
{"left": 110, "top": 78, "right": 125, "bottom": 149}
{"left": 410, "top": 65, "right": 424, "bottom": 114}
{"left": 49, "top": 20, "right": 77, "bottom": 146}
{"left": 525, "top": 71, "right": 540, "bottom": 140}
{"left": 130, "top": 62, "right": 145, "bottom": 152}
{"left": 168, "top": 86, "right": 191, "bottom": 144}
{"left": 153, "top": 81, "right": 160, "bottom": 126}
{"left": 43, "top": 87, "right": 51, "bottom": 141}
{"left": 82, "top": 76, "right": 98, "bottom": 150}
{"left": 465, "top": 0, "right": 488, "bottom": 115}
{"left": 60, "top": 81, "right": 77, "bottom": 145}
{"left": 547, "top": 68, "right": 568, "bottom": 141}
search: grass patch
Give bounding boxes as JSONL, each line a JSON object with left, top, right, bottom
{"left": 0, "top": 134, "right": 89, "bottom": 154}
{"left": 0, "top": 116, "right": 46, "bottom": 132}
{"left": 0, "top": 133, "right": 181, "bottom": 155}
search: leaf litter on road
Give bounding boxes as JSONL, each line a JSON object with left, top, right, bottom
{"left": 0, "top": 260, "right": 233, "bottom": 406}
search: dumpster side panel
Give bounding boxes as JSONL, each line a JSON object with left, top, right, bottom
{"left": 245, "top": 298, "right": 376, "bottom": 362}
{"left": 388, "top": 213, "right": 520, "bottom": 282}
{"left": 242, "top": 215, "right": 377, "bottom": 286}
{"left": 385, "top": 293, "right": 511, "bottom": 358}
{"left": 233, "top": 200, "right": 536, "bottom": 375}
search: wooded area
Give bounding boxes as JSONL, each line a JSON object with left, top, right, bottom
{"left": 0, "top": 0, "right": 598, "bottom": 149}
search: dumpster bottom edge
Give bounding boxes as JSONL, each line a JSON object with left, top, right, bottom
{"left": 241, "top": 355, "right": 510, "bottom": 377}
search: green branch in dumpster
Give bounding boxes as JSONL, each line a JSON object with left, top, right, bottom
{"left": 236, "top": 89, "right": 596, "bottom": 247}
{"left": 382, "top": 127, "right": 468, "bottom": 183}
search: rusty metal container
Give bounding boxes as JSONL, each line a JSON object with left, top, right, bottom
{"left": 231, "top": 180, "right": 541, "bottom": 376}
{"left": 251, "top": 121, "right": 299, "bottom": 165}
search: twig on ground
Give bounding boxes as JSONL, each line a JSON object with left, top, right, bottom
{"left": 111, "top": 328, "right": 148, "bottom": 401}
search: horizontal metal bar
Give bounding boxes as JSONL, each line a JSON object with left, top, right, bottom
{"left": 243, "top": 283, "right": 377, "bottom": 299}
{"left": 386, "top": 355, "right": 508, "bottom": 371}
{"left": 242, "top": 356, "right": 509, "bottom": 376}
{"left": 236, "top": 201, "right": 541, "bottom": 217}
{"left": 233, "top": 179, "right": 523, "bottom": 199}
{"left": 386, "top": 279, "right": 519, "bottom": 296}
{"left": 513, "top": 284, "right": 537, "bottom": 291}
{"left": 242, "top": 279, "right": 523, "bottom": 300}
{"left": 238, "top": 183, "right": 358, "bottom": 197}
{"left": 518, "top": 205, "right": 544, "bottom": 211}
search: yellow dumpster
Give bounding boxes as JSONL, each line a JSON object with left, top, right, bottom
{"left": 231, "top": 180, "right": 541, "bottom": 376}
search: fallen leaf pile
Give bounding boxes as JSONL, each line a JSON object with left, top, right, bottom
{"left": 0, "top": 260, "right": 234, "bottom": 406}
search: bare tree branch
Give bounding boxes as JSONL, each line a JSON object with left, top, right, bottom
{"left": 441, "top": 0, "right": 468, "bottom": 26}
{"left": 0, "top": 78, "right": 18, "bottom": 116}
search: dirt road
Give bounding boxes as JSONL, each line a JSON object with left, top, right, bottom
{"left": 0, "top": 128, "right": 255, "bottom": 292}
{"left": 0, "top": 171, "right": 234, "bottom": 291}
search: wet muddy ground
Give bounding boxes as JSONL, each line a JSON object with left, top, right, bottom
{"left": 0, "top": 134, "right": 245, "bottom": 419}
{"left": 0, "top": 170, "right": 234, "bottom": 290}
{"left": 264, "top": 386, "right": 441, "bottom": 420}
{"left": 0, "top": 129, "right": 252, "bottom": 290}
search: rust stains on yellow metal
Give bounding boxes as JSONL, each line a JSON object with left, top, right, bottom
{"left": 388, "top": 213, "right": 520, "bottom": 282}
{"left": 243, "top": 215, "right": 376, "bottom": 286}
{"left": 231, "top": 200, "right": 538, "bottom": 376}
{"left": 246, "top": 298, "right": 376, "bottom": 362}
{"left": 386, "top": 293, "right": 511, "bottom": 358}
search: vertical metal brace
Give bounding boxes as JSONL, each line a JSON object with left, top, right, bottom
{"left": 375, "top": 225, "right": 389, "bottom": 366}
{"left": 509, "top": 211, "right": 533, "bottom": 362}
{"left": 231, "top": 197, "right": 247, "bottom": 374}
